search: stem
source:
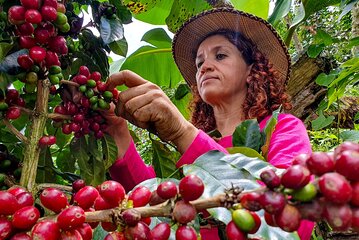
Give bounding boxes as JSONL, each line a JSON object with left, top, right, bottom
{"left": 2, "top": 119, "right": 28, "bottom": 143}
{"left": 20, "top": 79, "right": 50, "bottom": 192}
{"left": 36, "top": 183, "right": 72, "bottom": 192}
{"left": 47, "top": 113, "right": 72, "bottom": 120}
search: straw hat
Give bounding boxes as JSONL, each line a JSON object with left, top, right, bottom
{"left": 172, "top": 8, "right": 291, "bottom": 86}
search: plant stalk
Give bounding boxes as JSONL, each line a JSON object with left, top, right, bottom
{"left": 20, "top": 79, "right": 50, "bottom": 192}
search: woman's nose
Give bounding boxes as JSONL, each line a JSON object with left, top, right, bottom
{"left": 200, "top": 59, "right": 214, "bottom": 73}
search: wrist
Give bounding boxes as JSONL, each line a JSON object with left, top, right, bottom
{"left": 172, "top": 122, "right": 199, "bottom": 154}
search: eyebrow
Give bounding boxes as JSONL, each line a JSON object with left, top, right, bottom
{"left": 196, "top": 45, "right": 231, "bottom": 61}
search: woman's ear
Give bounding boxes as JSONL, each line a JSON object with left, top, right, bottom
{"left": 246, "top": 63, "right": 254, "bottom": 83}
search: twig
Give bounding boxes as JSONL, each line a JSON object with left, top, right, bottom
{"left": 47, "top": 113, "right": 72, "bottom": 120}
{"left": 2, "top": 119, "right": 28, "bottom": 143}
{"left": 36, "top": 183, "right": 73, "bottom": 192}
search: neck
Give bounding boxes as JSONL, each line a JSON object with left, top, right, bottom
{"left": 212, "top": 94, "right": 246, "bottom": 137}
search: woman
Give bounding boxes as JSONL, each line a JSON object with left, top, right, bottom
{"left": 105, "top": 8, "right": 313, "bottom": 240}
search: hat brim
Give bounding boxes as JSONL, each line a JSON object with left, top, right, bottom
{"left": 172, "top": 8, "right": 291, "bottom": 86}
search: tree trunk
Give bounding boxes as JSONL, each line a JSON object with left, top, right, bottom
{"left": 352, "top": 2, "right": 359, "bottom": 56}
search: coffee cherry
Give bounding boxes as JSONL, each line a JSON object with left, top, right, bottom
{"left": 297, "top": 198, "right": 324, "bottom": 222}
{"left": 248, "top": 211, "right": 261, "bottom": 234}
{"left": 19, "top": 36, "right": 36, "bottom": 49}
{"left": 151, "top": 222, "right": 171, "bottom": 240}
{"left": 128, "top": 186, "right": 152, "bottom": 207}
{"left": 74, "top": 186, "right": 99, "bottom": 209}
{"left": 31, "top": 220, "right": 61, "bottom": 240}
{"left": 16, "top": 191, "right": 34, "bottom": 208}
{"left": 240, "top": 192, "right": 262, "bottom": 211}
{"left": 60, "top": 230, "right": 83, "bottom": 239}
{"left": 8, "top": 6, "right": 26, "bottom": 25}
{"left": 57, "top": 206, "right": 85, "bottom": 230}
{"left": 179, "top": 174, "right": 204, "bottom": 201}
{"left": 54, "top": 12, "right": 67, "bottom": 25}
{"left": 275, "top": 204, "right": 301, "bottom": 232}
{"left": 12, "top": 206, "right": 40, "bottom": 230}
{"left": 149, "top": 190, "right": 166, "bottom": 206}
{"left": 176, "top": 225, "right": 197, "bottom": 240}
{"left": 29, "top": 46, "right": 46, "bottom": 63}
{"left": 10, "top": 233, "right": 31, "bottom": 239}
{"left": 94, "top": 195, "right": 112, "bottom": 210}
{"left": 34, "top": 27, "right": 50, "bottom": 44}
{"left": 0, "top": 217, "right": 13, "bottom": 239}
{"left": 40, "top": 187, "right": 68, "bottom": 213}
{"left": 72, "top": 179, "right": 86, "bottom": 192}
{"left": 173, "top": 200, "right": 196, "bottom": 224}
{"left": 91, "top": 71, "right": 102, "bottom": 81}
{"left": 259, "top": 190, "right": 286, "bottom": 214}
{"left": 0, "top": 190, "right": 19, "bottom": 215}
{"left": 352, "top": 208, "right": 359, "bottom": 231}
{"left": 157, "top": 181, "right": 178, "bottom": 199}
{"left": 280, "top": 164, "right": 311, "bottom": 189}
{"left": 43, "top": 0, "right": 58, "bottom": 8}
{"left": 292, "top": 153, "right": 310, "bottom": 166}
{"left": 98, "top": 180, "right": 125, "bottom": 207}
{"left": 25, "top": 9, "right": 42, "bottom": 24}
{"left": 335, "top": 150, "right": 359, "bottom": 182}
{"left": 306, "top": 152, "right": 335, "bottom": 176}
{"left": 7, "top": 186, "right": 26, "bottom": 196}
{"left": 79, "top": 66, "right": 90, "bottom": 78}
{"left": 319, "top": 172, "right": 352, "bottom": 204}
{"left": 18, "top": 54, "right": 34, "bottom": 69}
{"left": 232, "top": 208, "right": 255, "bottom": 232}
{"left": 334, "top": 141, "right": 359, "bottom": 158}
{"left": 322, "top": 202, "right": 352, "bottom": 231}
{"left": 226, "top": 221, "right": 247, "bottom": 240}
{"left": 125, "top": 221, "right": 152, "bottom": 240}
{"left": 39, "top": 135, "right": 56, "bottom": 146}
{"left": 122, "top": 208, "right": 141, "bottom": 226}
{"left": 264, "top": 210, "right": 278, "bottom": 227}
{"left": 21, "top": 0, "right": 40, "bottom": 10}
{"left": 18, "top": 22, "right": 34, "bottom": 35}
{"left": 260, "top": 168, "right": 281, "bottom": 189}
{"left": 41, "top": 5, "right": 57, "bottom": 22}
{"left": 76, "top": 223, "right": 93, "bottom": 240}
{"left": 292, "top": 182, "right": 318, "bottom": 202}
{"left": 351, "top": 181, "right": 359, "bottom": 207}
{"left": 104, "top": 231, "right": 126, "bottom": 240}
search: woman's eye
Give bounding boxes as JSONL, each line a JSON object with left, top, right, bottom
{"left": 196, "top": 62, "right": 203, "bottom": 68}
{"left": 216, "top": 53, "right": 226, "bottom": 60}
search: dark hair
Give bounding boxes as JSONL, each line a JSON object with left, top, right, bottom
{"left": 189, "top": 29, "right": 292, "bottom": 133}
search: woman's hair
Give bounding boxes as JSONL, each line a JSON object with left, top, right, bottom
{"left": 189, "top": 29, "right": 292, "bottom": 133}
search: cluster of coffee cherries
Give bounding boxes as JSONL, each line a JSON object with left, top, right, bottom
{"left": 8, "top": 0, "right": 69, "bottom": 89}
{"left": 52, "top": 66, "right": 118, "bottom": 139}
{"left": 0, "top": 144, "right": 22, "bottom": 190}
{"left": 226, "top": 141, "right": 359, "bottom": 239}
{"left": 0, "top": 89, "right": 25, "bottom": 120}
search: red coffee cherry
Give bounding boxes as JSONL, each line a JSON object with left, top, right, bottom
{"left": 297, "top": 198, "right": 324, "bottom": 222}
{"left": 41, "top": 5, "right": 57, "bottom": 22}
{"left": 275, "top": 204, "right": 301, "bottom": 232}
{"left": 10, "top": 233, "right": 31, "bottom": 240}
{"left": 20, "top": 0, "right": 40, "bottom": 10}
{"left": 264, "top": 211, "right": 278, "bottom": 227}
{"left": 0, "top": 190, "right": 19, "bottom": 215}
{"left": 280, "top": 164, "right": 311, "bottom": 189}
{"left": 173, "top": 200, "right": 196, "bottom": 224}
{"left": 74, "top": 186, "right": 99, "bottom": 209}
{"left": 12, "top": 206, "right": 40, "bottom": 230}
{"left": 34, "top": 27, "right": 50, "bottom": 44}
{"left": 351, "top": 181, "right": 359, "bottom": 207}
{"left": 6, "top": 107, "right": 21, "bottom": 120}
{"left": 352, "top": 208, "right": 359, "bottom": 231}
{"left": 128, "top": 186, "right": 152, "bottom": 207}
{"left": 7, "top": 186, "right": 26, "bottom": 196}
{"left": 122, "top": 208, "right": 141, "bottom": 226}
{"left": 0, "top": 217, "right": 13, "bottom": 239}
{"left": 259, "top": 190, "right": 286, "bottom": 214}
{"left": 17, "top": 22, "right": 34, "bottom": 35}
{"left": 72, "top": 179, "right": 86, "bottom": 192}
{"left": 125, "top": 221, "right": 152, "bottom": 240}
{"left": 24, "top": 9, "right": 42, "bottom": 24}
{"left": 76, "top": 223, "right": 93, "bottom": 240}
{"left": 179, "top": 174, "right": 204, "bottom": 201}
{"left": 91, "top": 71, "right": 102, "bottom": 81}
{"left": 334, "top": 141, "right": 359, "bottom": 159}
{"left": 260, "top": 168, "right": 281, "bottom": 189}
{"left": 248, "top": 211, "right": 261, "bottom": 234}
{"left": 60, "top": 229, "right": 83, "bottom": 239}
{"left": 98, "top": 180, "right": 125, "bottom": 207}
{"left": 335, "top": 150, "right": 359, "bottom": 182}
{"left": 16, "top": 191, "right": 34, "bottom": 208}
{"left": 149, "top": 190, "right": 166, "bottom": 206}
{"left": 57, "top": 206, "right": 85, "bottom": 230}
{"left": 226, "top": 221, "right": 247, "bottom": 240}
{"left": 306, "top": 152, "right": 335, "bottom": 176}
{"left": 43, "top": 0, "right": 58, "bottom": 8}
{"left": 79, "top": 66, "right": 90, "bottom": 78}
{"left": 292, "top": 153, "right": 310, "bottom": 166}
{"left": 176, "top": 225, "right": 197, "bottom": 240}
{"left": 319, "top": 172, "right": 352, "bottom": 204}
{"left": 8, "top": 6, "right": 26, "bottom": 25}
{"left": 40, "top": 187, "right": 68, "bottom": 213}
{"left": 39, "top": 135, "right": 56, "bottom": 146}
{"left": 31, "top": 220, "right": 61, "bottom": 240}
{"left": 322, "top": 202, "right": 352, "bottom": 231}
{"left": 104, "top": 231, "right": 126, "bottom": 240}
{"left": 156, "top": 181, "right": 178, "bottom": 200}
{"left": 18, "top": 54, "right": 34, "bottom": 69}
{"left": 240, "top": 191, "right": 262, "bottom": 211}
{"left": 151, "top": 222, "right": 171, "bottom": 240}
{"left": 29, "top": 46, "right": 46, "bottom": 63}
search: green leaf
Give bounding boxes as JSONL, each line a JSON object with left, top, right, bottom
{"left": 268, "top": 0, "right": 292, "bottom": 26}
{"left": 346, "top": 36, "right": 359, "bottom": 49}
{"left": 141, "top": 28, "right": 172, "bottom": 49}
{"left": 314, "top": 29, "right": 333, "bottom": 46}
{"left": 123, "top": 0, "right": 174, "bottom": 25}
{"left": 151, "top": 139, "right": 180, "bottom": 179}
{"left": 311, "top": 111, "right": 335, "bottom": 130}
{"left": 315, "top": 72, "right": 337, "bottom": 87}
{"left": 307, "top": 43, "right": 325, "bottom": 58}
{"left": 166, "top": 0, "right": 211, "bottom": 33}
{"left": 261, "top": 110, "right": 279, "bottom": 159}
{"left": 340, "top": 130, "right": 359, "bottom": 142}
{"left": 101, "top": 134, "right": 118, "bottom": 170}
{"left": 121, "top": 45, "right": 182, "bottom": 88}
{"left": 100, "top": 17, "right": 124, "bottom": 45}
{"left": 0, "top": 42, "right": 13, "bottom": 61}
{"left": 226, "top": 147, "right": 264, "bottom": 160}
{"left": 36, "top": 147, "right": 57, "bottom": 184}
{"left": 93, "top": 225, "right": 109, "bottom": 240}
{"left": 88, "top": 136, "right": 106, "bottom": 186}
{"left": 109, "top": 38, "right": 128, "bottom": 57}
{"left": 231, "top": 0, "right": 269, "bottom": 19}
{"left": 232, "top": 119, "right": 261, "bottom": 152}
{"left": 70, "top": 137, "right": 93, "bottom": 185}
{"left": 174, "top": 83, "right": 190, "bottom": 100}
{"left": 56, "top": 148, "right": 76, "bottom": 173}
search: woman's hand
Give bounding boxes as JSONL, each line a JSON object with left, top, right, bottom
{"left": 107, "top": 70, "right": 198, "bottom": 153}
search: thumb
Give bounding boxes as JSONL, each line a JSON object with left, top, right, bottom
{"left": 107, "top": 70, "right": 147, "bottom": 90}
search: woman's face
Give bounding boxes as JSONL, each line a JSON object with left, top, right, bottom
{"left": 195, "top": 34, "right": 252, "bottom": 105}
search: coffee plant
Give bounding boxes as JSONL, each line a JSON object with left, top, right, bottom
{"left": 0, "top": 0, "right": 358, "bottom": 239}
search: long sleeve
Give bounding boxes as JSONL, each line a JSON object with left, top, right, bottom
{"left": 109, "top": 139, "right": 155, "bottom": 192}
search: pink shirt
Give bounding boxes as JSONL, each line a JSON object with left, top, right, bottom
{"left": 109, "top": 113, "right": 314, "bottom": 239}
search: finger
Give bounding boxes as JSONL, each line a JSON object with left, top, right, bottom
{"left": 107, "top": 70, "right": 148, "bottom": 90}
{"left": 122, "top": 94, "right": 154, "bottom": 116}
{"left": 119, "top": 84, "right": 160, "bottom": 106}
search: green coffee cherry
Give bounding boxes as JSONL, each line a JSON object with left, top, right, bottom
{"left": 85, "top": 89, "right": 94, "bottom": 98}
{"left": 59, "top": 22, "right": 70, "bottom": 32}
{"left": 103, "top": 91, "right": 113, "bottom": 102}
{"left": 54, "top": 12, "right": 68, "bottom": 25}
{"left": 89, "top": 96, "right": 98, "bottom": 104}
{"left": 87, "top": 79, "right": 97, "bottom": 88}
{"left": 78, "top": 85, "right": 87, "bottom": 93}
{"left": 26, "top": 72, "right": 38, "bottom": 84}
{"left": 49, "top": 65, "right": 62, "bottom": 75}
{"left": 98, "top": 98, "right": 110, "bottom": 110}
{"left": 0, "top": 101, "right": 9, "bottom": 111}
